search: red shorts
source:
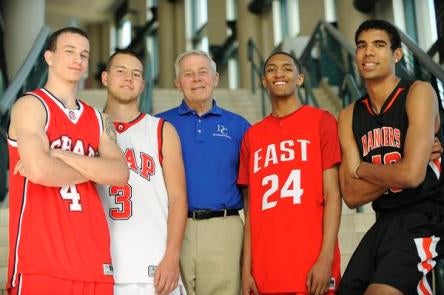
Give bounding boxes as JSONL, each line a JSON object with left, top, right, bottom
{"left": 8, "top": 273, "right": 113, "bottom": 295}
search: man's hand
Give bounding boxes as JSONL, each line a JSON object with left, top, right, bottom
{"left": 242, "top": 269, "right": 259, "bottom": 295}
{"left": 306, "top": 255, "right": 332, "bottom": 295}
{"left": 14, "top": 160, "right": 25, "bottom": 176}
{"left": 430, "top": 136, "right": 443, "bottom": 161}
{"left": 154, "top": 255, "right": 179, "bottom": 295}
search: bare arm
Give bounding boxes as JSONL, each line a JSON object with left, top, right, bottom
{"left": 51, "top": 113, "right": 129, "bottom": 186}
{"left": 10, "top": 95, "right": 87, "bottom": 186}
{"left": 356, "top": 82, "right": 439, "bottom": 188}
{"left": 338, "top": 104, "right": 387, "bottom": 208}
{"left": 307, "top": 166, "right": 342, "bottom": 294}
{"left": 241, "top": 187, "right": 259, "bottom": 295}
{"left": 154, "top": 122, "right": 188, "bottom": 295}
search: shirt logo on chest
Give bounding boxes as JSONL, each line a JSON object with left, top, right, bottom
{"left": 125, "top": 148, "right": 156, "bottom": 180}
{"left": 361, "top": 127, "right": 401, "bottom": 157}
{"left": 51, "top": 136, "right": 96, "bottom": 157}
{"left": 213, "top": 124, "right": 232, "bottom": 139}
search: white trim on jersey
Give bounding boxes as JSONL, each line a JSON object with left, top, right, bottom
{"left": 26, "top": 91, "right": 51, "bottom": 132}
{"left": 93, "top": 108, "right": 104, "bottom": 139}
{"left": 7, "top": 138, "right": 17, "bottom": 147}
{"left": 39, "top": 88, "right": 84, "bottom": 125}
{"left": 414, "top": 235, "right": 440, "bottom": 295}
{"left": 12, "top": 179, "right": 30, "bottom": 287}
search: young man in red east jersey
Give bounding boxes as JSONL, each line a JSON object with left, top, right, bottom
{"left": 238, "top": 51, "right": 342, "bottom": 295}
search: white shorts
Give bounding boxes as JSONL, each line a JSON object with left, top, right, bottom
{"left": 114, "top": 283, "right": 186, "bottom": 295}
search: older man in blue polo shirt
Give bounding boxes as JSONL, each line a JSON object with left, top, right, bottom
{"left": 157, "top": 50, "right": 250, "bottom": 295}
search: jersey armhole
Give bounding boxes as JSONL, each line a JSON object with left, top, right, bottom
{"left": 157, "top": 118, "right": 165, "bottom": 166}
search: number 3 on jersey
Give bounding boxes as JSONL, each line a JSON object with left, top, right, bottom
{"left": 262, "top": 169, "right": 304, "bottom": 210}
{"left": 108, "top": 184, "right": 133, "bottom": 220}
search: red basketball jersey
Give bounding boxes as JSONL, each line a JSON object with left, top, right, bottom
{"left": 238, "top": 105, "right": 341, "bottom": 293}
{"left": 7, "top": 88, "right": 113, "bottom": 289}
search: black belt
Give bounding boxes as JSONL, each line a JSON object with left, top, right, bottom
{"left": 188, "top": 209, "right": 239, "bottom": 220}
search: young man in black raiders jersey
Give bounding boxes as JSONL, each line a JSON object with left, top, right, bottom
{"left": 337, "top": 19, "right": 444, "bottom": 295}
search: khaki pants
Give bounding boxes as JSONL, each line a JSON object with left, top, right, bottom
{"left": 180, "top": 215, "right": 243, "bottom": 295}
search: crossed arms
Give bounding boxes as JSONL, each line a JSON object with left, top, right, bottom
{"left": 338, "top": 81, "right": 440, "bottom": 208}
{"left": 10, "top": 94, "right": 128, "bottom": 186}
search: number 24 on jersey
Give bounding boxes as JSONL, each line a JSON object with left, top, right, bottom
{"left": 262, "top": 169, "right": 304, "bottom": 210}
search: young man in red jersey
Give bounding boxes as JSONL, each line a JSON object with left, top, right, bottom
{"left": 238, "top": 51, "right": 341, "bottom": 295}
{"left": 338, "top": 19, "right": 444, "bottom": 295}
{"left": 7, "top": 27, "right": 128, "bottom": 295}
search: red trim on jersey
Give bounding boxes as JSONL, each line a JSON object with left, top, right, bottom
{"left": 157, "top": 118, "right": 164, "bottom": 166}
{"left": 362, "top": 98, "right": 374, "bottom": 115}
{"left": 114, "top": 113, "right": 146, "bottom": 133}
{"left": 383, "top": 87, "right": 404, "bottom": 113}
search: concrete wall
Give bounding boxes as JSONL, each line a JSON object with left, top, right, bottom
{"left": 3, "top": 0, "right": 45, "bottom": 80}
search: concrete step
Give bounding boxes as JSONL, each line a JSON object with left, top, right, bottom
{"left": 0, "top": 208, "right": 8, "bottom": 227}
{"left": 0, "top": 227, "right": 7, "bottom": 247}
{"left": 0, "top": 266, "right": 6, "bottom": 293}
{"left": 78, "top": 88, "right": 265, "bottom": 124}
{"left": 0, "top": 245, "right": 7, "bottom": 266}
{"left": 338, "top": 231, "right": 367, "bottom": 255}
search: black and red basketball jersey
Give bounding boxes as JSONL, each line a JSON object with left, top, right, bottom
{"left": 7, "top": 88, "right": 113, "bottom": 289}
{"left": 352, "top": 79, "right": 444, "bottom": 212}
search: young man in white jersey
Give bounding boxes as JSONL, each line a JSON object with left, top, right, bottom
{"left": 98, "top": 49, "right": 187, "bottom": 295}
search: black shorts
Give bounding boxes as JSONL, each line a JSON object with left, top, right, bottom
{"left": 338, "top": 211, "right": 444, "bottom": 295}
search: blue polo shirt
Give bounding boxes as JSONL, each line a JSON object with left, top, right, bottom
{"left": 157, "top": 99, "right": 250, "bottom": 211}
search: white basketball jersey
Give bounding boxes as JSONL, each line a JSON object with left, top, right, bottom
{"left": 98, "top": 113, "right": 170, "bottom": 284}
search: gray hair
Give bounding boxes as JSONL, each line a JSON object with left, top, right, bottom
{"left": 174, "top": 50, "right": 217, "bottom": 78}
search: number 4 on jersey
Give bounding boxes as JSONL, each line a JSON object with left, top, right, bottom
{"left": 60, "top": 185, "right": 82, "bottom": 211}
{"left": 262, "top": 169, "right": 304, "bottom": 210}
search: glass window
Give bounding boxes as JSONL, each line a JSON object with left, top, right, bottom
{"left": 117, "top": 19, "right": 132, "bottom": 48}
{"left": 273, "top": 0, "right": 300, "bottom": 45}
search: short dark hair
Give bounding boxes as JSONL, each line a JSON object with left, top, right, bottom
{"left": 263, "top": 51, "right": 302, "bottom": 75}
{"left": 46, "top": 27, "right": 89, "bottom": 52}
{"left": 105, "top": 49, "right": 145, "bottom": 72}
{"left": 355, "top": 19, "right": 401, "bottom": 51}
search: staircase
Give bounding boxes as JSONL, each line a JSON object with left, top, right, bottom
{"left": 78, "top": 88, "right": 264, "bottom": 124}
{"left": 339, "top": 203, "right": 375, "bottom": 271}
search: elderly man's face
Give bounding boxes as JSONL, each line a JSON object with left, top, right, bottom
{"left": 175, "top": 54, "right": 219, "bottom": 105}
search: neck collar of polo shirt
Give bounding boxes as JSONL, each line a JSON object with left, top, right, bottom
{"left": 178, "top": 99, "right": 222, "bottom": 116}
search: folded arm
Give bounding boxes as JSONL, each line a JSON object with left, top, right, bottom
{"left": 10, "top": 95, "right": 88, "bottom": 186}
{"left": 51, "top": 113, "right": 129, "bottom": 186}
{"left": 356, "top": 82, "right": 439, "bottom": 188}
{"left": 338, "top": 103, "right": 388, "bottom": 208}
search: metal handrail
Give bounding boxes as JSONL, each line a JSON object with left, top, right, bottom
{"left": 126, "top": 13, "right": 158, "bottom": 114}
{"left": 399, "top": 30, "right": 444, "bottom": 83}
{"left": 341, "top": 74, "right": 362, "bottom": 107}
{"left": 322, "top": 21, "right": 355, "bottom": 56}
{"left": 247, "top": 38, "right": 267, "bottom": 117}
{"left": 139, "top": 50, "right": 153, "bottom": 114}
{"left": 0, "top": 25, "right": 51, "bottom": 118}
